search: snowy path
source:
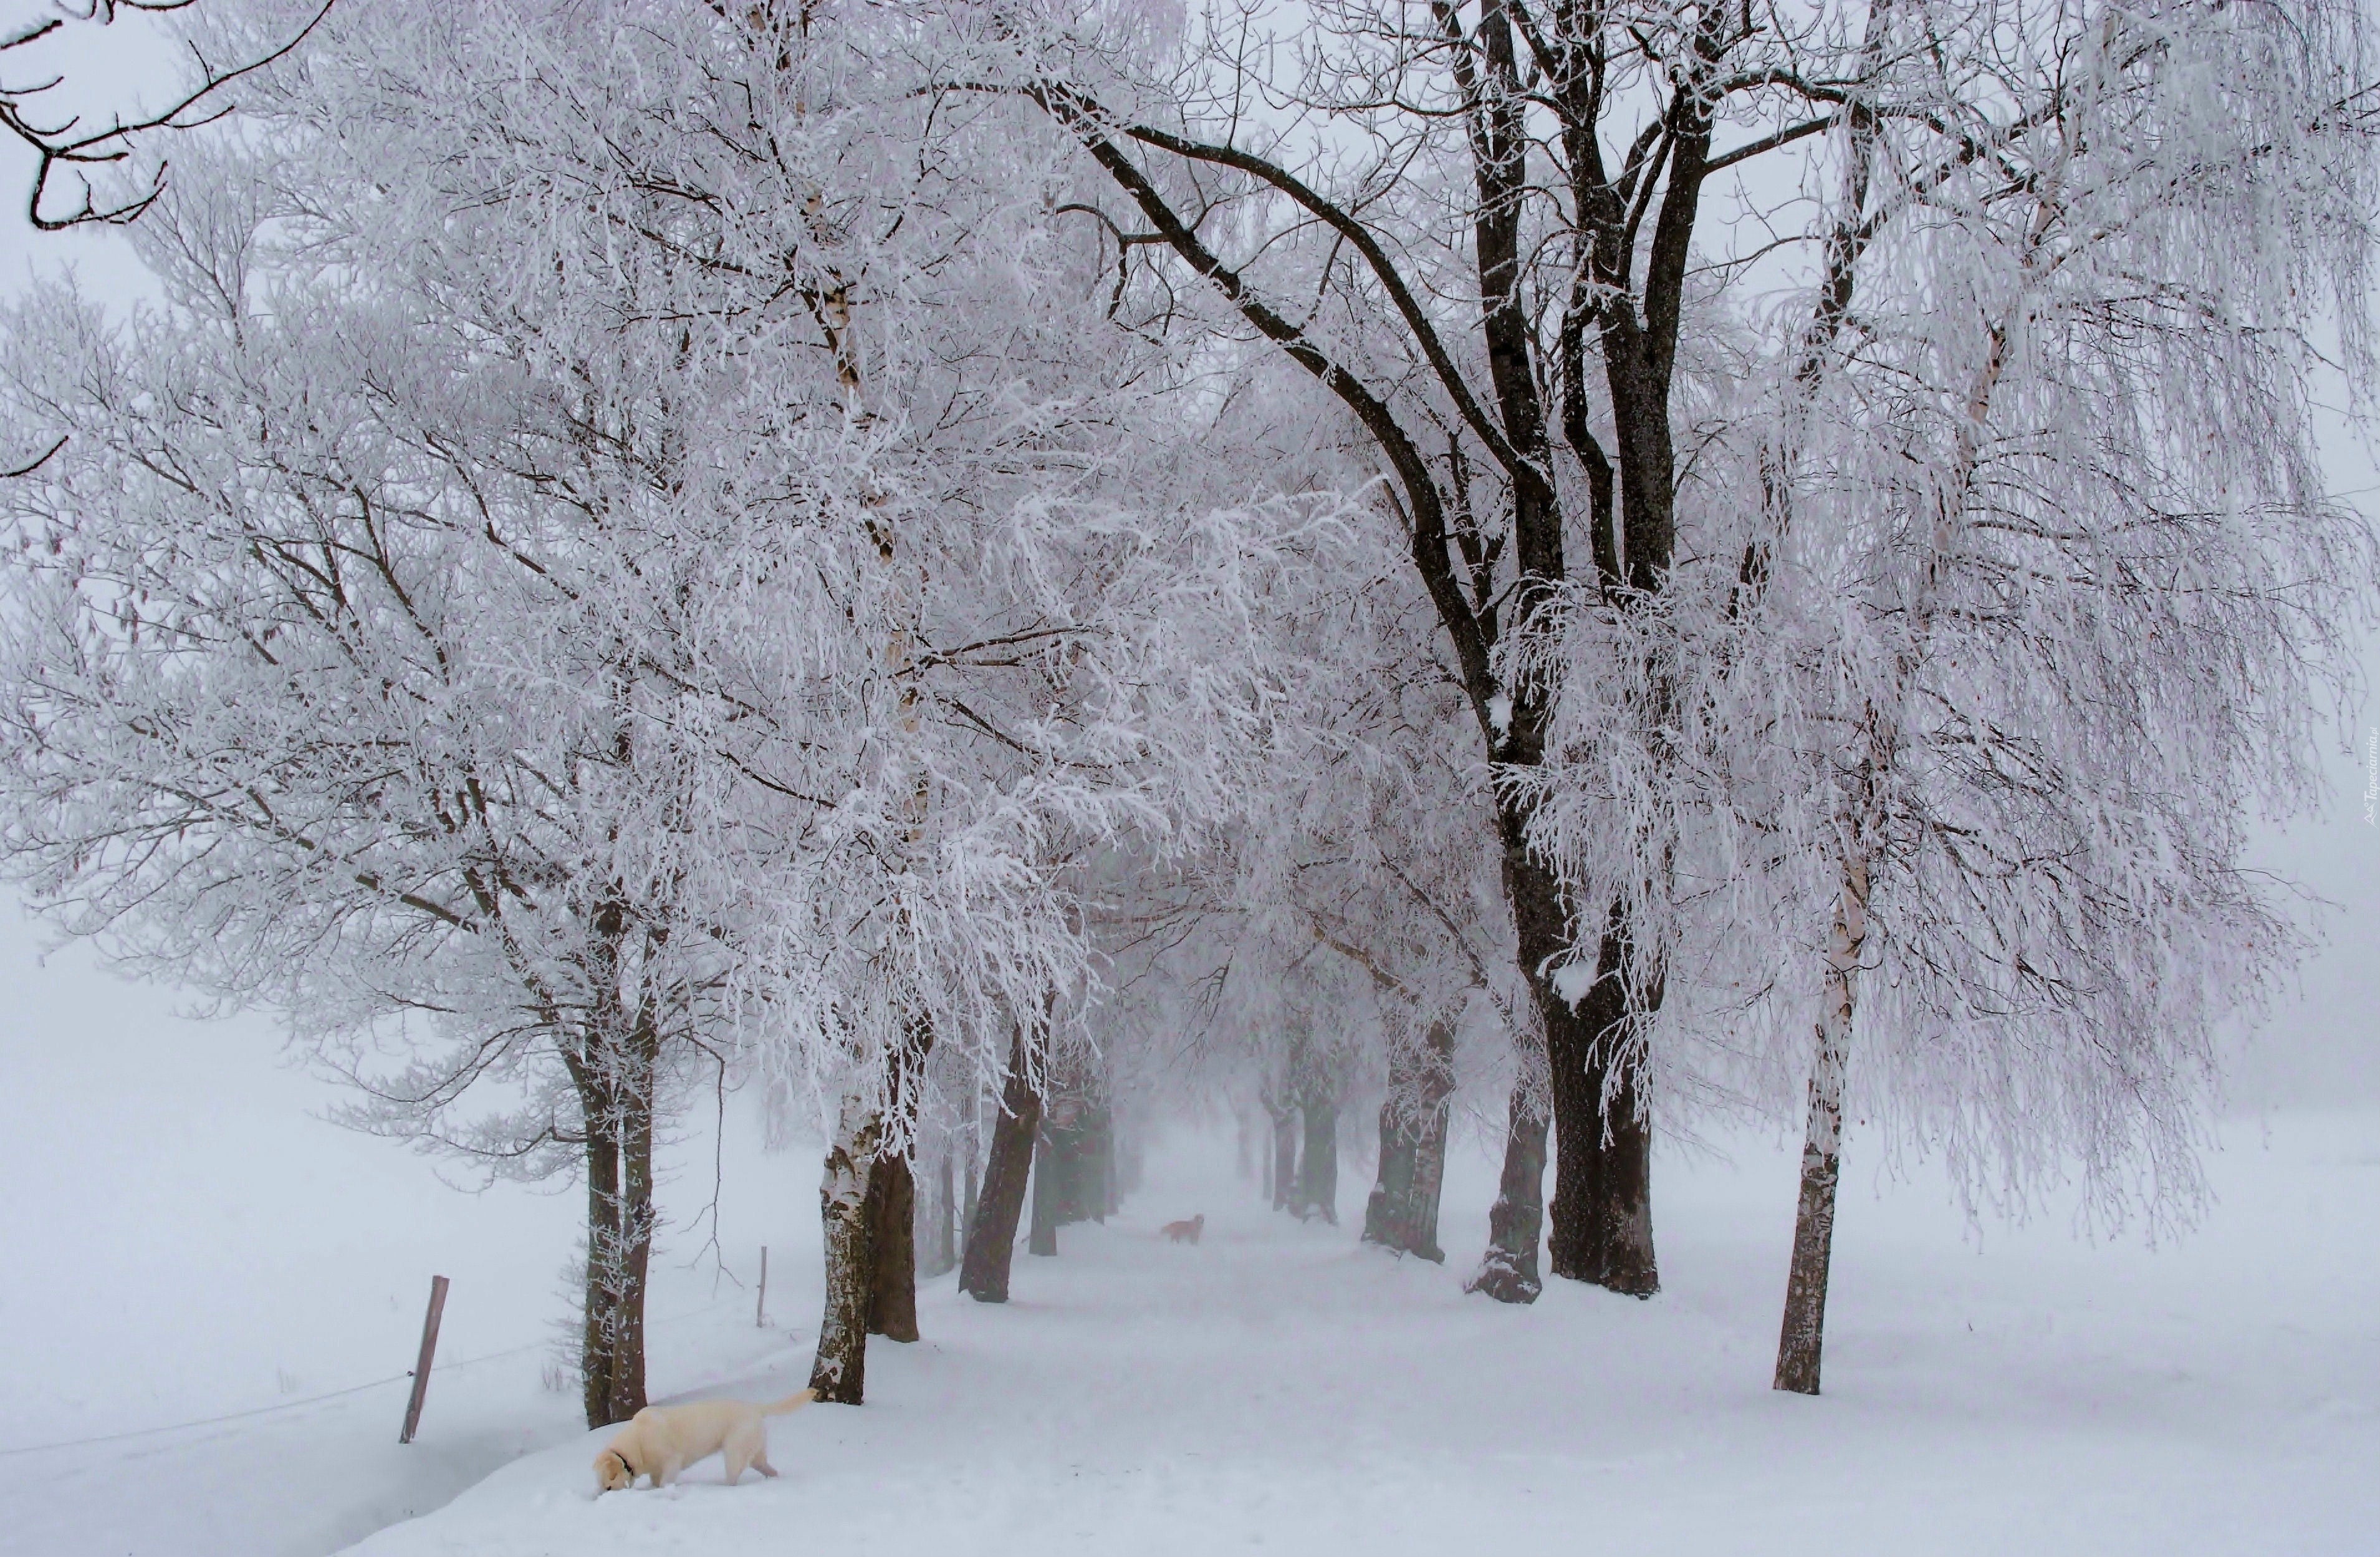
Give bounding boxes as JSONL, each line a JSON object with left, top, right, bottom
{"left": 332, "top": 1114, "right": 2379, "bottom": 1557}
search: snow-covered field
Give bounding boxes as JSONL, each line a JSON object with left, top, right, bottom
{"left": 332, "top": 1114, "right": 2380, "bottom": 1557}
{"left": 7, "top": 913, "right": 2372, "bottom": 1557}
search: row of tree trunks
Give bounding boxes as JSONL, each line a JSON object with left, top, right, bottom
{"left": 959, "top": 1025, "right": 1043, "bottom": 1303}
{"left": 1362, "top": 1021, "right": 1454, "bottom": 1261}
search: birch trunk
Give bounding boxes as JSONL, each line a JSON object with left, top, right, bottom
{"left": 1775, "top": 844, "right": 1869, "bottom": 1396}
{"left": 959, "top": 1028, "right": 1042, "bottom": 1303}
{"left": 808, "top": 1096, "right": 882, "bottom": 1404}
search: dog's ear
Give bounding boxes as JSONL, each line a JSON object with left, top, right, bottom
{"left": 593, "top": 1449, "right": 628, "bottom": 1492}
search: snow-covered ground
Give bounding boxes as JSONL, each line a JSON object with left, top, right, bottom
{"left": 327, "top": 1113, "right": 2379, "bottom": 1557}
{"left": 5, "top": 918, "right": 2376, "bottom": 1557}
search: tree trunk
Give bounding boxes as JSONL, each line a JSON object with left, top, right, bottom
{"left": 1268, "top": 1101, "right": 1300, "bottom": 1214}
{"left": 1050, "top": 1097, "right": 1100, "bottom": 1225}
{"left": 579, "top": 1114, "right": 625, "bottom": 1427}
{"left": 1516, "top": 851, "right": 1661, "bottom": 1298}
{"left": 959, "top": 1028, "right": 1042, "bottom": 1303}
{"left": 808, "top": 1096, "right": 881, "bottom": 1404}
{"left": 1298, "top": 1092, "right": 1338, "bottom": 1225}
{"left": 1467, "top": 1071, "right": 1549, "bottom": 1304}
{"left": 926, "top": 1144, "right": 957, "bottom": 1278}
{"left": 1776, "top": 845, "right": 1868, "bottom": 1395}
{"left": 864, "top": 1150, "right": 919, "bottom": 1342}
{"left": 1363, "top": 1046, "right": 1422, "bottom": 1249}
{"left": 1028, "top": 1122, "right": 1060, "bottom": 1256}
{"left": 610, "top": 1028, "right": 656, "bottom": 1425}
{"left": 961, "top": 1084, "right": 981, "bottom": 1251}
{"left": 1408, "top": 1021, "right": 1455, "bottom": 1260}
{"left": 1365, "top": 1021, "right": 1454, "bottom": 1261}
{"left": 573, "top": 1016, "right": 656, "bottom": 1430}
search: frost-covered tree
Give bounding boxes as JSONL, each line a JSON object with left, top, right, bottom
{"left": 0, "top": 178, "right": 761, "bottom": 1427}
{"left": 1003, "top": 0, "right": 2005, "bottom": 1302}
{"left": 1515, "top": 0, "right": 2380, "bottom": 1395}
{"left": 1, "top": 0, "right": 331, "bottom": 228}
{"left": 3, "top": 0, "right": 1355, "bottom": 1413}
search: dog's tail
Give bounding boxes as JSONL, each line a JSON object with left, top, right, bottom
{"left": 765, "top": 1388, "right": 818, "bottom": 1416}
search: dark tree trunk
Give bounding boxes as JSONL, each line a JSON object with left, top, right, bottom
{"left": 1364, "top": 1021, "right": 1454, "bottom": 1261}
{"left": 1365, "top": 1054, "right": 1421, "bottom": 1248}
{"left": 573, "top": 1013, "right": 657, "bottom": 1430}
{"left": 863, "top": 1150, "right": 919, "bottom": 1342}
{"left": 1509, "top": 846, "right": 1661, "bottom": 1298}
{"left": 959, "top": 1029, "right": 1042, "bottom": 1304}
{"left": 1049, "top": 1097, "right": 1101, "bottom": 1225}
{"left": 1028, "top": 1122, "right": 1060, "bottom": 1256}
{"left": 1268, "top": 1101, "right": 1300, "bottom": 1214}
{"left": 1298, "top": 1092, "right": 1339, "bottom": 1225}
{"left": 808, "top": 1098, "right": 881, "bottom": 1404}
{"left": 1467, "top": 1073, "right": 1549, "bottom": 1304}
{"left": 610, "top": 1029, "right": 656, "bottom": 1424}
{"left": 1408, "top": 1021, "right": 1455, "bottom": 1259}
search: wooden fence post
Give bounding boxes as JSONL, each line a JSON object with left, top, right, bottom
{"left": 756, "top": 1245, "right": 769, "bottom": 1328}
{"left": 398, "top": 1275, "right": 449, "bottom": 1445}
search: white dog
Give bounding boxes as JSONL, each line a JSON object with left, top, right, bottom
{"left": 593, "top": 1388, "right": 817, "bottom": 1493}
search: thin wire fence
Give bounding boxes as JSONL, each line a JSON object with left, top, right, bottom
{"left": 0, "top": 1294, "right": 751, "bottom": 1458}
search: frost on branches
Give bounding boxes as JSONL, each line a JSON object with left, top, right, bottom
{"left": 1512, "top": 0, "right": 2380, "bottom": 1394}
{"left": 0, "top": 0, "right": 1336, "bottom": 1420}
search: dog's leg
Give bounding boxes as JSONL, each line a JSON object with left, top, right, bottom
{"left": 754, "top": 1450, "right": 779, "bottom": 1478}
